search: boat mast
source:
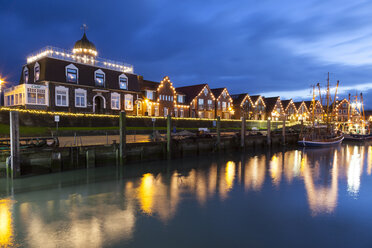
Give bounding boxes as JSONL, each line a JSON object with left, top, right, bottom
{"left": 326, "top": 72, "right": 330, "bottom": 126}
{"left": 332, "top": 80, "right": 339, "bottom": 123}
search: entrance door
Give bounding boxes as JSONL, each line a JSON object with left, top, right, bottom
{"left": 94, "top": 96, "right": 104, "bottom": 113}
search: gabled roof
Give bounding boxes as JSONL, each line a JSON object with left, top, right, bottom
{"left": 211, "top": 88, "right": 225, "bottom": 98}
{"left": 231, "top": 93, "right": 248, "bottom": 106}
{"left": 250, "top": 95, "right": 262, "bottom": 104}
{"left": 264, "top": 96, "right": 281, "bottom": 113}
{"left": 294, "top": 101, "right": 304, "bottom": 109}
{"left": 281, "top": 100, "right": 291, "bottom": 110}
{"left": 176, "top": 84, "right": 209, "bottom": 104}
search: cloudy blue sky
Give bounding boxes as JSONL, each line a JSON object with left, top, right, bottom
{"left": 0, "top": 0, "right": 372, "bottom": 107}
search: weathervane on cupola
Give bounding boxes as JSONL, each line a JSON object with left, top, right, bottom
{"left": 72, "top": 24, "right": 98, "bottom": 59}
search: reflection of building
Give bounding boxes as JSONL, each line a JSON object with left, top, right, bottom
{"left": 243, "top": 155, "right": 266, "bottom": 191}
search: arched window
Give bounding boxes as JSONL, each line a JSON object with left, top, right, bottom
{"left": 34, "top": 62, "right": 40, "bottom": 81}
{"left": 23, "top": 67, "right": 29, "bottom": 84}
{"left": 94, "top": 69, "right": 105, "bottom": 87}
{"left": 119, "top": 74, "right": 128, "bottom": 90}
{"left": 65, "top": 64, "right": 78, "bottom": 83}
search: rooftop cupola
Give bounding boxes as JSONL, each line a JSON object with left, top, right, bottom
{"left": 73, "top": 25, "right": 98, "bottom": 58}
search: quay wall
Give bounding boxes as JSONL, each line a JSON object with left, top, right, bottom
{"left": 0, "top": 134, "right": 299, "bottom": 176}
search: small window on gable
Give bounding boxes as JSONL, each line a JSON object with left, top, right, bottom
{"left": 119, "top": 74, "right": 128, "bottom": 90}
{"left": 66, "top": 64, "right": 78, "bottom": 83}
{"left": 204, "top": 88, "right": 208, "bottom": 96}
{"left": 34, "top": 62, "right": 40, "bottom": 81}
{"left": 24, "top": 67, "right": 29, "bottom": 84}
{"left": 95, "top": 69, "right": 105, "bottom": 87}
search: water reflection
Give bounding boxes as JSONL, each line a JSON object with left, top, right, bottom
{"left": 1, "top": 144, "right": 372, "bottom": 247}
{"left": 0, "top": 198, "right": 14, "bottom": 248}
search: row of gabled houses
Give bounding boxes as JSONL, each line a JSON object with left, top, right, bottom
{"left": 2, "top": 31, "right": 355, "bottom": 123}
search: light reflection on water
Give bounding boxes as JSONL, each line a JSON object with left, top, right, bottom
{"left": 0, "top": 144, "right": 372, "bottom": 247}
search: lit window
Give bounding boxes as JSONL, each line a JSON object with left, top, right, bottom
{"left": 222, "top": 102, "right": 227, "bottom": 110}
{"left": 164, "top": 107, "right": 168, "bottom": 116}
{"left": 177, "top": 95, "right": 184, "bottom": 103}
{"left": 155, "top": 105, "right": 159, "bottom": 116}
{"left": 24, "top": 67, "right": 29, "bottom": 84}
{"left": 174, "top": 108, "right": 178, "bottom": 117}
{"left": 124, "top": 94, "right": 133, "bottom": 111}
{"left": 34, "top": 62, "right": 40, "bottom": 81}
{"left": 95, "top": 69, "right": 105, "bottom": 87}
{"left": 198, "top": 98, "right": 204, "bottom": 105}
{"left": 204, "top": 88, "right": 208, "bottom": 96}
{"left": 218, "top": 101, "right": 221, "bottom": 109}
{"left": 75, "top": 89, "right": 87, "bottom": 107}
{"left": 119, "top": 74, "right": 128, "bottom": 90}
{"left": 180, "top": 108, "right": 184, "bottom": 117}
{"left": 208, "top": 99, "right": 212, "bottom": 105}
{"left": 55, "top": 86, "right": 69, "bottom": 107}
{"left": 67, "top": 68, "right": 77, "bottom": 83}
{"left": 111, "top": 93, "right": 120, "bottom": 110}
{"left": 146, "top": 91, "right": 153, "bottom": 100}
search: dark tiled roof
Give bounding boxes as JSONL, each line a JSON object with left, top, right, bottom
{"left": 231, "top": 93, "right": 248, "bottom": 105}
{"left": 304, "top": 101, "right": 313, "bottom": 110}
{"left": 264, "top": 96, "right": 280, "bottom": 113}
{"left": 281, "top": 100, "right": 291, "bottom": 110}
{"left": 211, "top": 88, "right": 225, "bottom": 98}
{"left": 176, "top": 84, "right": 208, "bottom": 104}
{"left": 294, "top": 101, "right": 303, "bottom": 109}
{"left": 250, "top": 95, "right": 261, "bottom": 104}
{"left": 140, "top": 80, "right": 159, "bottom": 91}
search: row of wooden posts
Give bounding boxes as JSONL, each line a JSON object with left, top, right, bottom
{"left": 8, "top": 111, "right": 285, "bottom": 178}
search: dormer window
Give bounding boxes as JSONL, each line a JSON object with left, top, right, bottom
{"left": 146, "top": 90, "right": 154, "bottom": 100}
{"left": 177, "top": 95, "right": 184, "bottom": 103}
{"left": 34, "top": 62, "right": 40, "bottom": 81}
{"left": 23, "top": 67, "right": 29, "bottom": 84}
{"left": 95, "top": 69, "right": 105, "bottom": 87}
{"left": 119, "top": 74, "right": 128, "bottom": 90}
{"left": 65, "top": 64, "right": 78, "bottom": 83}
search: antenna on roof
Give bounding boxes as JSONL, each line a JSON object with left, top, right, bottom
{"left": 81, "top": 24, "right": 88, "bottom": 34}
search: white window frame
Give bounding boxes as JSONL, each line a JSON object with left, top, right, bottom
{"left": 208, "top": 99, "right": 213, "bottom": 105}
{"left": 23, "top": 67, "right": 29, "bottom": 84}
{"left": 174, "top": 107, "right": 178, "bottom": 117}
{"left": 55, "top": 86, "right": 69, "bottom": 107}
{"left": 119, "top": 74, "right": 128, "bottom": 90}
{"left": 155, "top": 105, "right": 159, "bottom": 116}
{"left": 124, "top": 94, "right": 133, "bottom": 111}
{"left": 180, "top": 108, "right": 184, "bottom": 117}
{"left": 111, "top": 92, "right": 121, "bottom": 110}
{"left": 65, "top": 64, "right": 79, "bottom": 84}
{"left": 74, "top": 88, "right": 87, "bottom": 108}
{"left": 164, "top": 107, "right": 168, "bottom": 117}
{"left": 177, "top": 95, "right": 184, "bottom": 103}
{"left": 34, "top": 62, "right": 40, "bottom": 82}
{"left": 94, "top": 69, "right": 105, "bottom": 87}
{"left": 198, "top": 98, "right": 204, "bottom": 105}
{"left": 146, "top": 90, "right": 154, "bottom": 100}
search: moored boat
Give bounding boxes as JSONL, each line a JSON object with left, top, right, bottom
{"left": 298, "top": 134, "right": 344, "bottom": 147}
{"left": 344, "top": 133, "right": 372, "bottom": 141}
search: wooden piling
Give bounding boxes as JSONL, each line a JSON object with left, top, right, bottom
{"left": 267, "top": 118, "right": 271, "bottom": 146}
{"left": 10, "top": 111, "right": 20, "bottom": 177}
{"left": 119, "top": 111, "right": 126, "bottom": 164}
{"left": 167, "top": 114, "right": 171, "bottom": 159}
{"left": 217, "top": 116, "right": 221, "bottom": 150}
{"left": 282, "top": 117, "right": 286, "bottom": 145}
{"left": 241, "top": 116, "right": 246, "bottom": 148}
{"left": 86, "top": 149, "right": 96, "bottom": 168}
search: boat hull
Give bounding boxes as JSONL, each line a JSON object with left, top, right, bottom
{"left": 344, "top": 134, "right": 372, "bottom": 141}
{"left": 298, "top": 136, "right": 344, "bottom": 147}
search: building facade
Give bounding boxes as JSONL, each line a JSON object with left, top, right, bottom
{"left": 231, "top": 93, "right": 254, "bottom": 120}
{"left": 211, "top": 88, "right": 234, "bottom": 119}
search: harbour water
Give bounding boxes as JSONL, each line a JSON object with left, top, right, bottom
{"left": 0, "top": 144, "right": 371, "bottom": 247}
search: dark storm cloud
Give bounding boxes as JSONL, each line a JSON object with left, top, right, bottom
{"left": 1, "top": 0, "right": 372, "bottom": 107}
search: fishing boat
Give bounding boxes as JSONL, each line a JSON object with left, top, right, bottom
{"left": 298, "top": 73, "right": 344, "bottom": 147}
{"left": 342, "top": 92, "right": 371, "bottom": 142}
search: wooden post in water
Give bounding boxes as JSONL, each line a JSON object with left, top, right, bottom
{"left": 267, "top": 118, "right": 271, "bottom": 146}
{"left": 217, "top": 116, "right": 221, "bottom": 150}
{"left": 119, "top": 111, "right": 126, "bottom": 164}
{"left": 10, "top": 111, "right": 20, "bottom": 177}
{"left": 167, "top": 114, "right": 171, "bottom": 159}
{"left": 282, "top": 116, "right": 286, "bottom": 145}
{"left": 241, "top": 116, "right": 246, "bottom": 148}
